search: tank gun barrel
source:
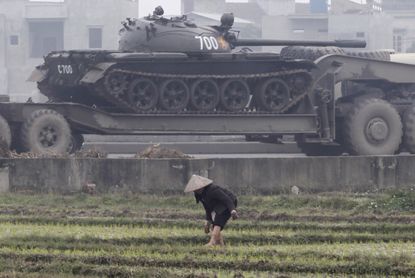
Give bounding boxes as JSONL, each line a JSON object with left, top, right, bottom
{"left": 231, "top": 39, "right": 366, "bottom": 48}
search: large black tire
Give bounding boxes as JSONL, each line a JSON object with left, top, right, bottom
{"left": 345, "top": 50, "right": 390, "bottom": 61}
{"left": 402, "top": 105, "right": 415, "bottom": 154}
{"left": 280, "top": 46, "right": 345, "bottom": 61}
{"left": 21, "top": 109, "right": 71, "bottom": 154}
{"left": 343, "top": 98, "right": 402, "bottom": 155}
{"left": 0, "top": 114, "right": 11, "bottom": 148}
{"left": 0, "top": 95, "right": 10, "bottom": 102}
{"left": 67, "top": 134, "right": 84, "bottom": 154}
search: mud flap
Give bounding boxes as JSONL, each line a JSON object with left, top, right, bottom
{"left": 80, "top": 63, "right": 115, "bottom": 84}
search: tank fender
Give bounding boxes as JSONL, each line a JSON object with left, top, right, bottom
{"left": 80, "top": 63, "right": 116, "bottom": 84}
{"left": 27, "top": 66, "right": 48, "bottom": 82}
{"left": 109, "top": 52, "right": 188, "bottom": 61}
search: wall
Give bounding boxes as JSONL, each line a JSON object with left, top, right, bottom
{"left": 388, "top": 12, "right": 415, "bottom": 52}
{"left": 0, "top": 156, "right": 414, "bottom": 195}
{"left": 261, "top": 15, "right": 329, "bottom": 52}
{"left": 262, "top": 12, "right": 393, "bottom": 51}
{"left": 0, "top": 14, "right": 7, "bottom": 95}
{"left": 192, "top": 0, "right": 225, "bottom": 13}
{"left": 262, "top": 0, "right": 296, "bottom": 16}
{"left": 329, "top": 13, "right": 394, "bottom": 50}
{"left": 0, "top": 0, "right": 35, "bottom": 101}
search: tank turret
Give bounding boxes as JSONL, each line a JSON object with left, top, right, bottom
{"left": 118, "top": 8, "right": 232, "bottom": 53}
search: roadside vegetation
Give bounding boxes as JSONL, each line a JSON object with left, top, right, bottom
{"left": 0, "top": 190, "right": 414, "bottom": 277}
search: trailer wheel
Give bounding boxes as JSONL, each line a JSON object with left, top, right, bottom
{"left": 343, "top": 98, "right": 402, "bottom": 155}
{"left": 0, "top": 115, "right": 11, "bottom": 148}
{"left": 67, "top": 134, "right": 84, "bottom": 154}
{"left": 402, "top": 105, "right": 415, "bottom": 154}
{"left": 21, "top": 109, "right": 71, "bottom": 154}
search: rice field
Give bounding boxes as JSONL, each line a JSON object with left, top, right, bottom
{"left": 0, "top": 191, "right": 414, "bottom": 277}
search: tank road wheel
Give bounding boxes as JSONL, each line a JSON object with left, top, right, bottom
{"left": 288, "top": 72, "right": 312, "bottom": 97}
{"left": 159, "top": 79, "right": 190, "bottom": 112}
{"left": 402, "top": 105, "right": 415, "bottom": 154}
{"left": 0, "top": 114, "right": 11, "bottom": 148}
{"left": 21, "top": 109, "right": 71, "bottom": 154}
{"left": 104, "top": 71, "right": 128, "bottom": 97}
{"left": 190, "top": 79, "right": 220, "bottom": 112}
{"left": 127, "top": 78, "right": 159, "bottom": 111}
{"left": 343, "top": 98, "right": 402, "bottom": 155}
{"left": 256, "top": 78, "right": 290, "bottom": 112}
{"left": 220, "top": 79, "right": 250, "bottom": 112}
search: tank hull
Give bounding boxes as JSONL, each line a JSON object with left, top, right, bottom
{"left": 34, "top": 50, "right": 315, "bottom": 114}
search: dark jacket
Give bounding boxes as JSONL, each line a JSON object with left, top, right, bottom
{"left": 194, "top": 184, "right": 237, "bottom": 221}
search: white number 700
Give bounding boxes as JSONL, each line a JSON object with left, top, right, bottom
{"left": 195, "top": 36, "right": 219, "bottom": 50}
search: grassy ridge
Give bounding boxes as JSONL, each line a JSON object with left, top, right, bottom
{"left": 0, "top": 192, "right": 414, "bottom": 277}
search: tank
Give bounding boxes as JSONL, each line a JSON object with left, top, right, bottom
{"left": 30, "top": 6, "right": 366, "bottom": 114}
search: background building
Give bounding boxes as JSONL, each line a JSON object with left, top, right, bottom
{"left": 382, "top": 0, "right": 415, "bottom": 52}
{"left": 182, "top": 0, "right": 397, "bottom": 52}
{"left": 182, "top": 0, "right": 264, "bottom": 37}
{"left": 263, "top": 0, "right": 392, "bottom": 51}
{"left": 0, "top": 0, "right": 138, "bottom": 101}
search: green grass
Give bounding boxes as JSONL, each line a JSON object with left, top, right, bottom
{"left": 0, "top": 191, "right": 414, "bottom": 277}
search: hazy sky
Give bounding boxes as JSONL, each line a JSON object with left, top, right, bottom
{"left": 138, "top": 0, "right": 368, "bottom": 17}
{"left": 139, "top": 0, "right": 181, "bottom": 17}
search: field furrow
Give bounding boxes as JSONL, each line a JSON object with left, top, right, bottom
{"left": 0, "top": 192, "right": 414, "bottom": 277}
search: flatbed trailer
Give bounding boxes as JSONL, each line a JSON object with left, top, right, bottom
{"left": 0, "top": 103, "right": 318, "bottom": 136}
{"left": 2, "top": 53, "right": 415, "bottom": 156}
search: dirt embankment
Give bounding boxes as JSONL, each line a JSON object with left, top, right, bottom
{"left": 135, "top": 144, "right": 192, "bottom": 159}
{"left": 0, "top": 143, "right": 191, "bottom": 159}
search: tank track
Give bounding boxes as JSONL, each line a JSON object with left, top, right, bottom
{"left": 96, "top": 68, "right": 313, "bottom": 114}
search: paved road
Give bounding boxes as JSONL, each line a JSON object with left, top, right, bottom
{"left": 81, "top": 135, "right": 415, "bottom": 158}
{"left": 82, "top": 135, "right": 302, "bottom": 157}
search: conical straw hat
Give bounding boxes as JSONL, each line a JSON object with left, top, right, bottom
{"left": 184, "top": 175, "right": 213, "bottom": 193}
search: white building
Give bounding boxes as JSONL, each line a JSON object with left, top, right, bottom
{"left": 382, "top": 0, "right": 415, "bottom": 52}
{"left": 0, "top": 0, "right": 138, "bottom": 101}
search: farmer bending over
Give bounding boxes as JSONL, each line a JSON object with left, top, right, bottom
{"left": 184, "top": 175, "right": 238, "bottom": 246}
